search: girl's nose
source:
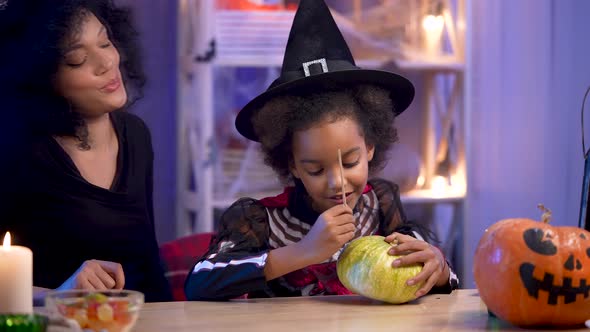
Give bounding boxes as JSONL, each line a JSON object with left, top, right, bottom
{"left": 328, "top": 167, "right": 345, "bottom": 191}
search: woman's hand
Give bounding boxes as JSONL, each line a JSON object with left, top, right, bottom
{"left": 58, "top": 260, "right": 125, "bottom": 291}
{"left": 384, "top": 232, "right": 449, "bottom": 298}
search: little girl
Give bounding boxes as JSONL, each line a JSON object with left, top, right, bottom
{"left": 185, "top": 0, "right": 459, "bottom": 300}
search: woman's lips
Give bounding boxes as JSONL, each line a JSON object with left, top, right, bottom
{"left": 101, "top": 77, "right": 121, "bottom": 93}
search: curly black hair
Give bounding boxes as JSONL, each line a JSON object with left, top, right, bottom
{"left": 252, "top": 84, "right": 399, "bottom": 183}
{"left": 0, "top": 0, "right": 145, "bottom": 148}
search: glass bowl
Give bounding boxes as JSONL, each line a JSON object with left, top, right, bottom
{"left": 45, "top": 290, "right": 143, "bottom": 332}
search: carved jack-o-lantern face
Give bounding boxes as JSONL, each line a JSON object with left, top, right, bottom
{"left": 474, "top": 209, "right": 590, "bottom": 327}
{"left": 520, "top": 228, "right": 590, "bottom": 305}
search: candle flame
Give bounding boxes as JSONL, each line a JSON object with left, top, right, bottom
{"left": 432, "top": 176, "right": 448, "bottom": 197}
{"left": 3, "top": 232, "right": 10, "bottom": 248}
{"left": 422, "top": 14, "right": 444, "bottom": 32}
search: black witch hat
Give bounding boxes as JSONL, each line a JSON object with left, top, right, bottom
{"left": 235, "top": 0, "right": 415, "bottom": 142}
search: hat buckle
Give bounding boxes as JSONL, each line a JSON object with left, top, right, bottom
{"left": 302, "top": 58, "right": 328, "bottom": 77}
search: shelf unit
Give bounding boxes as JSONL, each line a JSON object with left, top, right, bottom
{"left": 177, "top": 0, "right": 467, "bottom": 275}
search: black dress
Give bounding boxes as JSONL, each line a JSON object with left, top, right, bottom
{"left": 0, "top": 111, "right": 171, "bottom": 302}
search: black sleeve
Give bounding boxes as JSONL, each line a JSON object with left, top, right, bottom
{"left": 370, "top": 178, "right": 459, "bottom": 293}
{"left": 370, "top": 178, "right": 433, "bottom": 239}
{"left": 184, "top": 198, "right": 271, "bottom": 301}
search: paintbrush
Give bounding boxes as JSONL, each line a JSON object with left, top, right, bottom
{"left": 338, "top": 148, "right": 347, "bottom": 207}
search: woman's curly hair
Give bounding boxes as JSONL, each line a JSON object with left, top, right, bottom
{"left": 252, "top": 84, "right": 399, "bottom": 183}
{"left": 0, "top": 0, "right": 145, "bottom": 148}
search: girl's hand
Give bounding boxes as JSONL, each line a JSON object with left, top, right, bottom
{"left": 300, "top": 204, "right": 356, "bottom": 263}
{"left": 384, "top": 232, "right": 449, "bottom": 298}
{"left": 58, "top": 259, "right": 125, "bottom": 291}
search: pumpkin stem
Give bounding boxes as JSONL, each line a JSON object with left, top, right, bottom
{"left": 537, "top": 204, "right": 552, "bottom": 224}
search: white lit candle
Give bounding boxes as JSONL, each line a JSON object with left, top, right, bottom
{"left": 0, "top": 232, "right": 33, "bottom": 314}
{"left": 422, "top": 14, "right": 445, "bottom": 58}
{"left": 431, "top": 175, "right": 448, "bottom": 197}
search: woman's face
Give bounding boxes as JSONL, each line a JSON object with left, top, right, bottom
{"left": 290, "top": 116, "right": 375, "bottom": 214}
{"left": 54, "top": 12, "right": 127, "bottom": 117}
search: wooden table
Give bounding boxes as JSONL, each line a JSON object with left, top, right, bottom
{"left": 134, "top": 289, "right": 589, "bottom": 331}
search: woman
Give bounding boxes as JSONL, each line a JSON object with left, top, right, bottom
{"left": 0, "top": 0, "right": 171, "bottom": 302}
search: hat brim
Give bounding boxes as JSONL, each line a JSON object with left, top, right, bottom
{"left": 235, "top": 69, "right": 415, "bottom": 142}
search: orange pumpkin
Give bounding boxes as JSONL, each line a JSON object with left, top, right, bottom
{"left": 474, "top": 205, "right": 590, "bottom": 327}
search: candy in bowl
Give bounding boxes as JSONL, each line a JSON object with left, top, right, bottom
{"left": 45, "top": 290, "right": 143, "bottom": 332}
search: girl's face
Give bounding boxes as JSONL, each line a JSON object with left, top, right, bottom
{"left": 54, "top": 12, "right": 127, "bottom": 118}
{"left": 290, "top": 116, "right": 375, "bottom": 214}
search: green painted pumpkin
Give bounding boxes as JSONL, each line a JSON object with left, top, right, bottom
{"left": 337, "top": 235, "right": 424, "bottom": 304}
